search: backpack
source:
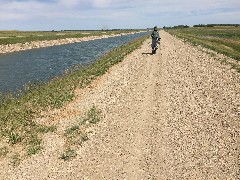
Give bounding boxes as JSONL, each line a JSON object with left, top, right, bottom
{"left": 151, "top": 31, "right": 159, "bottom": 39}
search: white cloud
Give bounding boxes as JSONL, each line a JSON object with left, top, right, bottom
{"left": 0, "top": 0, "right": 239, "bottom": 30}
{"left": 91, "top": 0, "right": 133, "bottom": 8}
{"left": 92, "top": 0, "right": 110, "bottom": 8}
{"left": 0, "top": 13, "right": 27, "bottom": 21}
{"left": 57, "top": 0, "right": 90, "bottom": 8}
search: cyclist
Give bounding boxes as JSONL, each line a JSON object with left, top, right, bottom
{"left": 151, "top": 26, "right": 160, "bottom": 54}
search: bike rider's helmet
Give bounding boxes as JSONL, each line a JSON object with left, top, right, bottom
{"left": 154, "top": 26, "right": 157, "bottom": 31}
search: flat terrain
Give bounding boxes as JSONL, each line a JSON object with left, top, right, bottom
{"left": 0, "top": 30, "right": 139, "bottom": 45}
{"left": 168, "top": 26, "right": 240, "bottom": 61}
{"left": 0, "top": 31, "right": 239, "bottom": 179}
{"left": 0, "top": 30, "right": 142, "bottom": 53}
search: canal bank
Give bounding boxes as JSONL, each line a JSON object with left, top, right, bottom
{"left": 0, "top": 32, "right": 148, "bottom": 94}
{"left": 0, "top": 31, "right": 146, "bottom": 54}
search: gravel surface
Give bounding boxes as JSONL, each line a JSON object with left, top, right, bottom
{"left": 0, "top": 31, "right": 239, "bottom": 179}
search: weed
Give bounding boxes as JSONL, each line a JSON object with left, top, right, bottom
{"left": 61, "top": 106, "right": 101, "bottom": 160}
{"left": 80, "top": 105, "right": 101, "bottom": 125}
{"left": 230, "top": 63, "right": 240, "bottom": 73}
{"left": 8, "top": 132, "right": 21, "bottom": 144}
{"left": 64, "top": 124, "right": 88, "bottom": 146}
{"left": 11, "top": 153, "right": 21, "bottom": 166}
{"left": 60, "top": 149, "right": 77, "bottom": 161}
{"left": 26, "top": 134, "right": 42, "bottom": 155}
{"left": 86, "top": 105, "right": 101, "bottom": 124}
{"left": 38, "top": 125, "right": 57, "bottom": 133}
{"left": 80, "top": 133, "right": 89, "bottom": 142}
{"left": 0, "top": 146, "right": 9, "bottom": 157}
{"left": 220, "top": 58, "right": 227, "bottom": 64}
{"left": 27, "top": 145, "right": 42, "bottom": 155}
{"left": 208, "top": 52, "right": 216, "bottom": 57}
{"left": 65, "top": 125, "right": 80, "bottom": 138}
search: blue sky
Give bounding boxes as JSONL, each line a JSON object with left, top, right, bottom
{"left": 0, "top": 0, "right": 240, "bottom": 30}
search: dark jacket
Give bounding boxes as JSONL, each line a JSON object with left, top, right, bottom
{"left": 151, "top": 30, "right": 159, "bottom": 39}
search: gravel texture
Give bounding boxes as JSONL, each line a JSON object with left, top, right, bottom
{"left": 0, "top": 31, "right": 239, "bottom": 179}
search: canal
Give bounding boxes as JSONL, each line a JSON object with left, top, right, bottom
{"left": 0, "top": 32, "right": 148, "bottom": 94}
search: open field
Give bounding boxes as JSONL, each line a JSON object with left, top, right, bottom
{"left": 167, "top": 26, "right": 240, "bottom": 61}
{"left": 0, "top": 30, "right": 141, "bottom": 45}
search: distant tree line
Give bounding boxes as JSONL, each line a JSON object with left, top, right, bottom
{"left": 163, "top": 25, "right": 189, "bottom": 29}
{"left": 193, "top": 24, "right": 240, "bottom": 27}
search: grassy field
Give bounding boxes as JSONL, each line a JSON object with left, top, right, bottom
{"left": 0, "top": 30, "right": 140, "bottom": 45}
{"left": 0, "top": 35, "right": 148, "bottom": 162}
{"left": 167, "top": 26, "right": 240, "bottom": 61}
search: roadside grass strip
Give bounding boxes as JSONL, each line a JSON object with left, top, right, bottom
{"left": 167, "top": 27, "right": 240, "bottom": 69}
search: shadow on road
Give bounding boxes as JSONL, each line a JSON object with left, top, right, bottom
{"left": 142, "top": 52, "right": 153, "bottom": 55}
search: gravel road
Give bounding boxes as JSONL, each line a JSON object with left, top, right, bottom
{"left": 0, "top": 31, "right": 239, "bottom": 179}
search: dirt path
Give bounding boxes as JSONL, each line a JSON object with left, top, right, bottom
{"left": 0, "top": 31, "right": 239, "bottom": 179}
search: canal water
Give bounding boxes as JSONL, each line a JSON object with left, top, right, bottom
{"left": 0, "top": 32, "right": 148, "bottom": 94}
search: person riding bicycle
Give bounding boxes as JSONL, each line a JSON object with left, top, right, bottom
{"left": 151, "top": 26, "right": 160, "bottom": 54}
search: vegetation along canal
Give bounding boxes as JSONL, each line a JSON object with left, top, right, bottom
{"left": 0, "top": 32, "right": 148, "bottom": 94}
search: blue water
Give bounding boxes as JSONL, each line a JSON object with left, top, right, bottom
{"left": 0, "top": 32, "right": 148, "bottom": 94}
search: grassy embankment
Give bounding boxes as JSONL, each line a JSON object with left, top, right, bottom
{"left": 0, "top": 30, "right": 139, "bottom": 45}
{"left": 167, "top": 26, "right": 240, "bottom": 71}
{"left": 0, "top": 35, "right": 148, "bottom": 162}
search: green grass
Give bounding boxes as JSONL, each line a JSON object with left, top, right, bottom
{"left": 167, "top": 26, "right": 240, "bottom": 61}
{"left": 61, "top": 105, "right": 101, "bottom": 161}
{"left": 79, "top": 105, "right": 101, "bottom": 125}
{"left": 0, "top": 30, "right": 141, "bottom": 45}
{"left": 0, "top": 146, "right": 9, "bottom": 157}
{"left": 11, "top": 153, "right": 21, "bottom": 166}
{"left": 0, "top": 35, "right": 148, "bottom": 158}
{"left": 38, "top": 125, "right": 57, "bottom": 133}
{"left": 60, "top": 148, "right": 77, "bottom": 161}
{"left": 64, "top": 124, "right": 88, "bottom": 147}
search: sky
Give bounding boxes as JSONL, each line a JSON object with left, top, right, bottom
{"left": 0, "top": 0, "right": 240, "bottom": 31}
